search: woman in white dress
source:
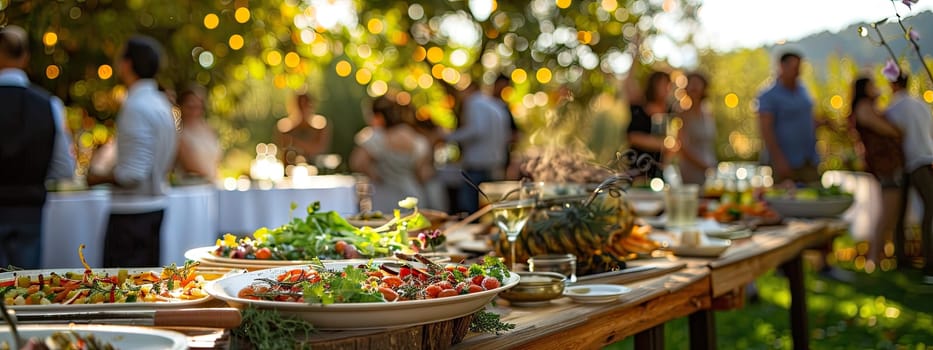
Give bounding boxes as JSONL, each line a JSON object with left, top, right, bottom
{"left": 677, "top": 72, "right": 717, "bottom": 186}
{"left": 175, "top": 87, "right": 221, "bottom": 182}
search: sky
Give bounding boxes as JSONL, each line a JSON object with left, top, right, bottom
{"left": 695, "top": 0, "right": 933, "bottom": 51}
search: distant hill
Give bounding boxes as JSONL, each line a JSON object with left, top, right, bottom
{"left": 763, "top": 10, "right": 933, "bottom": 78}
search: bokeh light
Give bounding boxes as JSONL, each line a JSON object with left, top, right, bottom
{"left": 265, "top": 51, "right": 282, "bottom": 66}
{"left": 413, "top": 46, "right": 427, "bottom": 62}
{"left": 355, "top": 68, "right": 372, "bottom": 84}
{"left": 369, "top": 80, "right": 388, "bottom": 96}
{"left": 830, "top": 95, "right": 843, "bottom": 110}
{"left": 556, "top": 0, "right": 572, "bottom": 9}
{"left": 367, "top": 18, "right": 384, "bottom": 34}
{"left": 511, "top": 68, "right": 527, "bottom": 84}
{"left": 228, "top": 35, "right": 244, "bottom": 50}
{"left": 924, "top": 90, "right": 933, "bottom": 103}
{"left": 97, "top": 65, "right": 113, "bottom": 80}
{"left": 203, "top": 13, "right": 220, "bottom": 29}
{"left": 335, "top": 60, "right": 352, "bottom": 77}
{"left": 45, "top": 65, "right": 60, "bottom": 79}
{"left": 724, "top": 93, "right": 739, "bottom": 108}
{"left": 198, "top": 51, "right": 215, "bottom": 68}
{"left": 235, "top": 7, "right": 251, "bottom": 23}
{"left": 536, "top": 67, "right": 552, "bottom": 84}
{"left": 42, "top": 32, "right": 58, "bottom": 46}
{"left": 426, "top": 47, "right": 444, "bottom": 63}
{"left": 284, "top": 52, "right": 300, "bottom": 68}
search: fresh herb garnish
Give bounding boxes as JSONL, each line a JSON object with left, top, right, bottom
{"left": 232, "top": 307, "right": 315, "bottom": 350}
{"left": 481, "top": 256, "right": 509, "bottom": 282}
{"left": 470, "top": 310, "right": 515, "bottom": 334}
{"left": 302, "top": 262, "right": 383, "bottom": 305}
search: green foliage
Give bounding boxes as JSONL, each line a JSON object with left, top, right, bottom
{"left": 1, "top": 0, "right": 697, "bottom": 176}
{"left": 603, "top": 237, "right": 933, "bottom": 349}
{"left": 232, "top": 307, "right": 315, "bottom": 350}
{"left": 302, "top": 262, "right": 384, "bottom": 304}
{"left": 470, "top": 310, "right": 516, "bottom": 335}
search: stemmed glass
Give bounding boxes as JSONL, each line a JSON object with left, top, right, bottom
{"left": 491, "top": 182, "right": 538, "bottom": 271}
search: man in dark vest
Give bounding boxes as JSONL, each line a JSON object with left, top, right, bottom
{"left": 0, "top": 25, "right": 75, "bottom": 269}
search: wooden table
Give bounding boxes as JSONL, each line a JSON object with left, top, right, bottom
{"left": 455, "top": 260, "right": 704, "bottom": 350}
{"left": 684, "top": 219, "right": 849, "bottom": 350}
{"left": 173, "top": 219, "right": 849, "bottom": 350}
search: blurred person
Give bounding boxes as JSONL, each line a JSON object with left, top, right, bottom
{"left": 87, "top": 35, "right": 177, "bottom": 267}
{"left": 276, "top": 92, "right": 332, "bottom": 166}
{"left": 885, "top": 74, "right": 933, "bottom": 284}
{"left": 0, "top": 25, "right": 74, "bottom": 269}
{"left": 677, "top": 72, "right": 717, "bottom": 186}
{"left": 759, "top": 52, "right": 852, "bottom": 281}
{"left": 349, "top": 95, "right": 431, "bottom": 213}
{"left": 757, "top": 52, "right": 820, "bottom": 185}
{"left": 445, "top": 82, "right": 511, "bottom": 214}
{"left": 174, "top": 86, "right": 221, "bottom": 182}
{"left": 848, "top": 76, "right": 904, "bottom": 265}
{"left": 626, "top": 71, "right": 672, "bottom": 180}
{"left": 493, "top": 74, "right": 521, "bottom": 180}
{"left": 411, "top": 115, "right": 450, "bottom": 213}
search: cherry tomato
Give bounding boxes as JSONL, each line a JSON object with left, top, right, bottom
{"left": 382, "top": 276, "right": 404, "bottom": 289}
{"left": 379, "top": 287, "right": 399, "bottom": 301}
{"left": 471, "top": 275, "right": 485, "bottom": 286}
{"left": 398, "top": 267, "right": 411, "bottom": 279}
{"left": 436, "top": 281, "right": 453, "bottom": 290}
{"left": 437, "top": 289, "right": 458, "bottom": 298}
{"left": 482, "top": 277, "right": 501, "bottom": 290}
{"left": 334, "top": 240, "right": 348, "bottom": 254}
{"left": 237, "top": 286, "right": 257, "bottom": 299}
{"left": 457, "top": 266, "right": 469, "bottom": 274}
{"left": 425, "top": 285, "right": 442, "bottom": 298}
{"left": 468, "top": 284, "right": 485, "bottom": 293}
{"left": 255, "top": 248, "right": 272, "bottom": 260}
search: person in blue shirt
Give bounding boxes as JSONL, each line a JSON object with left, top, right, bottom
{"left": 757, "top": 52, "right": 820, "bottom": 185}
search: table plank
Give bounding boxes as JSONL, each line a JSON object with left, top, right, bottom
{"left": 708, "top": 220, "right": 845, "bottom": 297}
{"left": 456, "top": 265, "right": 709, "bottom": 350}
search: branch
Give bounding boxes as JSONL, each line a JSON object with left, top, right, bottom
{"left": 889, "top": 0, "right": 933, "bottom": 86}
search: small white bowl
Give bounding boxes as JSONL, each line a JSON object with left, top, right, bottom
{"left": 563, "top": 284, "right": 631, "bottom": 304}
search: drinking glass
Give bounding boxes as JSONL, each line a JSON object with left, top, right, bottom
{"left": 665, "top": 184, "right": 700, "bottom": 228}
{"left": 528, "top": 254, "right": 577, "bottom": 284}
{"left": 491, "top": 183, "right": 538, "bottom": 271}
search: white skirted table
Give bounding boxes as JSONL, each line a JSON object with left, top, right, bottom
{"left": 41, "top": 189, "right": 111, "bottom": 268}
{"left": 216, "top": 175, "right": 358, "bottom": 235}
{"left": 40, "top": 185, "right": 219, "bottom": 268}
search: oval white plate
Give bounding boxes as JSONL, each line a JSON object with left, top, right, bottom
{"left": 0, "top": 268, "right": 221, "bottom": 313}
{"left": 207, "top": 262, "right": 520, "bottom": 330}
{"left": 563, "top": 284, "right": 631, "bottom": 304}
{"left": 0, "top": 324, "right": 188, "bottom": 350}
{"left": 671, "top": 237, "right": 732, "bottom": 258}
{"left": 186, "top": 246, "right": 317, "bottom": 268}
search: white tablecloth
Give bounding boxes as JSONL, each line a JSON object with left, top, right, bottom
{"left": 41, "top": 189, "right": 110, "bottom": 268}
{"left": 217, "top": 176, "right": 358, "bottom": 234}
{"left": 161, "top": 185, "right": 219, "bottom": 265}
{"left": 41, "top": 185, "right": 218, "bottom": 268}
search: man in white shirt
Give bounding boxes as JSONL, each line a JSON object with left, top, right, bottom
{"left": 885, "top": 74, "right": 933, "bottom": 283}
{"left": 0, "top": 25, "right": 74, "bottom": 268}
{"left": 88, "top": 36, "right": 177, "bottom": 267}
{"left": 445, "top": 82, "right": 510, "bottom": 214}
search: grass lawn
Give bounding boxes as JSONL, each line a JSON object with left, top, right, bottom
{"left": 604, "top": 236, "right": 933, "bottom": 350}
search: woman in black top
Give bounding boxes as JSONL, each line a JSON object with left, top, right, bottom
{"left": 626, "top": 71, "right": 672, "bottom": 180}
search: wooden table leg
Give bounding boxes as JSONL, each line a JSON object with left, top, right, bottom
{"left": 688, "top": 310, "right": 716, "bottom": 350}
{"left": 780, "top": 254, "right": 809, "bottom": 350}
{"left": 634, "top": 324, "right": 664, "bottom": 350}
{"left": 895, "top": 171, "right": 911, "bottom": 269}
